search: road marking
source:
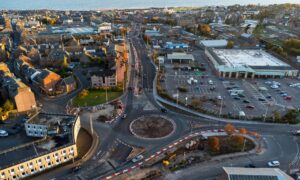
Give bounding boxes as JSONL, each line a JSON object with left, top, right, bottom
{"left": 162, "top": 148, "right": 167, "bottom": 151}
{"left": 131, "top": 166, "right": 136, "bottom": 169}
{"left": 114, "top": 172, "right": 120, "bottom": 176}
{"left": 168, "top": 145, "right": 173, "bottom": 148}
{"left": 145, "top": 158, "right": 150, "bottom": 161}
{"left": 150, "top": 155, "right": 155, "bottom": 158}
{"left": 173, "top": 142, "right": 178, "bottom": 145}
{"left": 123, "top": 169, "right": 128, "bottom": 173}
{"left": 156, "top": 151, "right": 161, "bottom": 155}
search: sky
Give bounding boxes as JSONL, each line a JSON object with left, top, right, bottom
{"left": 0, "top": 0, "right": 299, "bottom": 10}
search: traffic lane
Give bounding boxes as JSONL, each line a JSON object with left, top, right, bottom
{"left": 164, "top": 134, "right": 297, "bottom": 180}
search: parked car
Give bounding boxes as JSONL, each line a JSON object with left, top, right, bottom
{"left": 121, "top": 114, "right": 127, "bottom": 119}
{"left": 292, "top": 130, "right": 300, "bottom": 136}
{"left": 161, "top": 108, "right": 167, "bottom": 113}
{"left": 0, "top": 130, "right": 8, "bottom": 137}
{"left": 285, "top": 96, "right": 292, "bottom": 100}
{"left": 265, "top": 81, "right": 272, "bottom": 85}
{"left": 267, "top": 161, "right": 280, "bottom": 167}
{"left": 234, "top": 97, "right": 241, "bottom": 100}
{"left": 258, "top": 98, "right": 266, "bottom": 101}
{"left": 132, "top": 155, "right": 144, "bottom": 162}
{"left": 71, "top": 165, "right": 81, "bottom": 172}
{"left": 246, "top": 105, "right": 255, "bottom": 109}
{"left": 244, "top": 164, "right": 256, "bottom": 168}
{"left": 281, "top": 93, "right": 288, "bottom": 97}
{"left": 243, "top": 100, "right": 250, "bottom": 103}
{"left": 238, "top": 94, "right": 245, "bottom": 98}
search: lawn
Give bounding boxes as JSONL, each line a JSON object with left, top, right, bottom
{"left": 72, "top": 89, "right": 123, "bottom": 107}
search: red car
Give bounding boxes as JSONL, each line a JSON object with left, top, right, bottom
{"left": 285, "top": 96, "right": 292, "bottom": 100}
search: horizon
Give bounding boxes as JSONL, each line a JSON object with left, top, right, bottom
{"left": 0, "top": 0, "right": 299, "bottom": 10}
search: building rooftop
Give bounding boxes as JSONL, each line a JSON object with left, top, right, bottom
{"left": 200, "top": 39, "right": 228, "bottom": 47}
{"left": 212, "top": 49, "right": 290, "bottom": 68}
{"left": 223, "top": 167, "right": 293, "bottom": 180}
{"left": 0, "top": 113, "right": 78, "bottom": 170}
{"left": 167, "top": 52, "right": 195, "bottom": 61}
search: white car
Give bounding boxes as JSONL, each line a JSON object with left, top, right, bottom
{"left": 265, "top": 81, "right": 272, "bottom": 85}
{"left": 132, "top": 155, "right": 144, "bottom": 163}
{"left": 267, "top": 160, "right": 280, "bottom": 167}
{"left": 270, "top": 85, "right": 279, "bottom": 89}
{"left": 0, "top": 130, "right": 8, "bottom": 137}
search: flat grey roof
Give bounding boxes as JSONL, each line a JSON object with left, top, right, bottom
{"left": 223, "top": 167, "right": 293, "bottom": 180}
{"left": 212, "top": 49, "right": 290, "bottom": 68}
{"left": 167, "top": 52, "right": 195, "bottom": 61}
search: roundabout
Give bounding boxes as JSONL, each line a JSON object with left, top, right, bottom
{"left": 129, "top": 115, "right": 176, "bottom": 140}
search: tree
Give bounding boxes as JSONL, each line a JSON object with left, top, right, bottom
{"left": 232, "top": 135, "right": 245, "bottom": 146}
{"left": 79, "top": 89, "right": 89, "bottom": 98}
{"left": 273, "top": 110, "right": 281, "bottom": 122}
{"left": 208, "top": 136, "right": 220, "bottom": 152}
{"left": 190, "top": 99, "right": 201, "bottom": 108}
{"left": 227, "top": 41, "right": 234, "bottom": 49}
{"left": 198, "top": 24, "right": 211, "bottom": 36}
{"left": 224, "top": 124, "right": 235, "bottom": 135}
{"left": 3, "top": 99, "right": 14, "bottom": 111}
{"left": 239, "top": 128, "right": 247, "bottom": 134}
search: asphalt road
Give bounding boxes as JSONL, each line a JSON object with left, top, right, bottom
{"left": 30, "top": 22, "right": 300, "bottom": 180}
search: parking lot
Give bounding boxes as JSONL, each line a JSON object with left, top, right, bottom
{"left": 160, "top": 49, "right": 300, "bottom": 119}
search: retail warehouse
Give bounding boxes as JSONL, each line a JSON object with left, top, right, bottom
{"left": 205, "top": 48, "right": 298, "bottom": 78}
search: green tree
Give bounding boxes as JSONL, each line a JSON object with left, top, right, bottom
{"left": 273, "top": 111, "right": 281, "bottom": 122}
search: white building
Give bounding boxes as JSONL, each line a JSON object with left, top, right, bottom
{"left": 167, "top": 52, "right": 195, "bottom": 64}
{"left": 205, "top": 48, "right": 298, "bottom": 78}
{"left": 199, "top": 39, "right": 228, "bottom": 48}
{"left": 98, "top": 22, "right": 112, "bottom": 33}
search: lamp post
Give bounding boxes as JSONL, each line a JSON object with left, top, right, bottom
{"left": 219, "top": 97, "right": 223, "bottom": 117}
{"left": 185, "top": 97, "right": 188, "bottom": 106}
{"left": 176, "top": 89, "right": 179, "bottom": 105}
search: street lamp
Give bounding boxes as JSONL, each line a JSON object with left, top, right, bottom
{"left": 219, "top": 97, "right": 223, "bottom": 117}
{"left": 176, "top": 89, "right": 179, "bottom": 105}
{"left": 185, "top": 97, "right": 188, "bottom": 106}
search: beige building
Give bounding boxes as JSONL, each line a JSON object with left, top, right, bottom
{"left": 0, "top": 113, "right": 81, "bottom": 180}
{"left": 0, "top": 63, "right": 37, "bottom": 112}
{"left": 90, "top": 69, "right": 117, "bottom": 88}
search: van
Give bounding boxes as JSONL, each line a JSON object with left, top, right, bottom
{"left": 239, "top": 111, "right": 246, "bottom": 117}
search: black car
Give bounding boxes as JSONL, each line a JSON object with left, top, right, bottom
{"left": 234, "top": 97, "right": 241, "bottom": 100}
{"left": 244, "top": 164, "right": 256, "bottom": 168}
{"left": 243, "top": 100, "right": 250, "bottom": 103}
{"left": 258, "top": 98, "right": 266, "bottom": 101}
{"left": 238, "top": 94, "right": 245, "bottom": 98}
{"left": 161, "top": 108, "right": 167, "bottom": 113}
{"left": 71, "top": 166, "right": 81, "bottom": 173}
